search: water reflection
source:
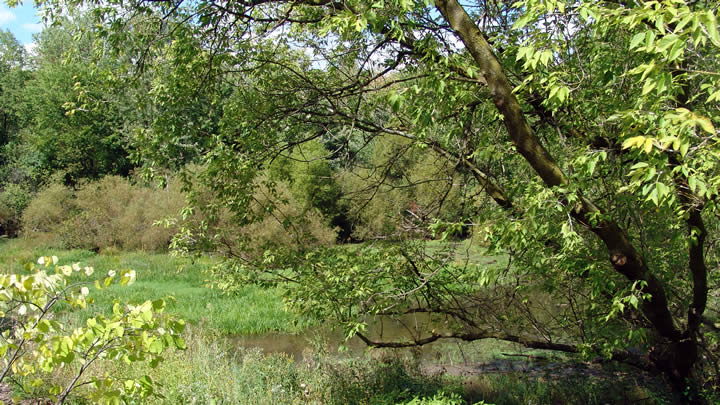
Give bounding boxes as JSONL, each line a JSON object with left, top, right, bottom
{"left": 230, "top": 313, "right": 455, "bottom": 363}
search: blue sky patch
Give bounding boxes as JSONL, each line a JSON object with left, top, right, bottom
{"left": 1, "top": 2, "right": 42, "bottom": 47}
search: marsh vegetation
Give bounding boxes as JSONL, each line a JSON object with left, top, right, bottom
{"left": 1, "top": 0, "right": 720, "bottom": 402}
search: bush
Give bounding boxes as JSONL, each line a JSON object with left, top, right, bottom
{"left": 338, "top": 137, "right": 471, "bottom": 241}
{"left": 239, "top": 181, "right": 337, "bottom": 249}
{"left": 0, "top": 183, "right": 33, "bottom": 236}
{"left": 173, "top": 175, "right": 337, "bottom": 260}
{"left": 21, "top": 174, "right": 337, "bottom": 254}
{"left": 21, "top": 183, "right": 75, "bottom": 235}
{"left": 22, "top": 176, "right": 185, "bottom": 251}
{"left": 0, "top": 255, "right": 185, "bottom": 404}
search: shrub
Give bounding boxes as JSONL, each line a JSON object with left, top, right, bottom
{"left": 21, "top": 182, "right": 76, "bottom": 235}
{"left": 174, "top": 176, "right": 337, "bottom": 260}
{"left": 338, "top": 137, "right": 470, "bottom": 241}
{"left": 0, "top": 255, "right": 185, "bottom": 404}
{"left": 66, "top": 176, "right": 186, "bottom": 251}
{"left": 239, "top": 181, "right": 337, "bottom": 249}
{"left": 22, "top": 176, "right": 185, "bottom": 252}
{"left": 0, "top": 183, "right": 33, "bottom": 236}
{"left": 21, "top": 173, "right": 337, "bottom": 254}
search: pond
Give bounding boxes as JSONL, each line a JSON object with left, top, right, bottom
{"left": 229, "top": 312, "right": 556, "bottom": 368}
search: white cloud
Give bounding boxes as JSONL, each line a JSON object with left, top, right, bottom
{"left": 0, "top": 7, "right": 17, "bottom": 26}
{"left": 23, "top": 42, "right": 36, "bottom": 55}
{"left": 22, "top": 23, "right": 43, "bottom": 32}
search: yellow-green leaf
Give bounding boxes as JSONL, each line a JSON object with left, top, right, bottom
{"left": 643, "top": 138, "right": 654, "bottom": 153}
{"left": 622, "top": 136, "right": 646, "bottom": 149}
{"left": 696, "top": 116, "right": 715, "bottom": 134}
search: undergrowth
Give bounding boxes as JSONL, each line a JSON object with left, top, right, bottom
{"left": 37, "top": 325, "right": 681, "bottom": 405}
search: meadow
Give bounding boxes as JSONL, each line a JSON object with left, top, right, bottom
{"left": 0, "top": 238, "right": 683, "bottom": 404}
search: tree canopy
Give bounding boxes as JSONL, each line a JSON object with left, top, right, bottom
{"left": 10, "top": 0, "right": 720, "bottom": 394}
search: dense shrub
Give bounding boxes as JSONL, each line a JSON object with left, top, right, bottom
{"left": 180, "top": 178, "right": 337, "bottom": 259}
{"left": 22, "top": 176, "right": 185, "bottom": 251}
{"left": 268, "top": 140, "right": 351, "bottom": 240}
{"left": 21, "top": 183, "right": 75, "bottom": 234}
{"left": 21, "top": 174, "right": 337, "bottom": 253}
{"left": 339, "top": 137, "right": 471, "bottom": 241}
{"left": 0, "top": 183, "right": 33, "bottom": 236}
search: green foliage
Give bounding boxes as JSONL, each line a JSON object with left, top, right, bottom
{"left": 0, "top": 255, "right": 185, "bottom": 404}
{"left": 19, "top": 182, "right": 75, "bottom": 238}
{"left": 0, "top": 239, "right": 313, "bottom": 336}
{"left": 10, "top": 0, "right": 720, "bottom": 390}
{"left": 0, "top": 29, "right": 27, "bottom": 152}
{"left": 22, "top": 176, "right": 185, "bottom": 251}
{"left": 54, "top": 322, "right": 675, "bottom": 404}
{"left": 171, "top": 172, "right": 337, "bottom": 262}
{"left": 105, "top": 326, "right": 466, "bottom": 405}
{"left": 0, "top": 183, "right": 32, "bottom": 236}
{"left": 11, "top": 15, "right": 138, "bottom": 186}
{"left": 340, "top": 137, "right": 471, "bottom": 240}
{"left": 269, "top": 140, "right": 350, "bottom": 239}
{"left": 400, "top": 392, "right": 466, "bottom": 405}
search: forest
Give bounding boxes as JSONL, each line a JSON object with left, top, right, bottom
{"left": 0, "top": 0, "right": 719, "bottom": 403}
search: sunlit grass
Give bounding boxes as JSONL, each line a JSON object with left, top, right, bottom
{"left": 0, "top": 239, "right": 311, "bottom": 335}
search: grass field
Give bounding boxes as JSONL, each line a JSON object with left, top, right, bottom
{"left": 0, "top": 238, "right": 311, "bottom": 335}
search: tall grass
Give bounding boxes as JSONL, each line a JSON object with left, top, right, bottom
{"left": 0, "top": 239, "right": 312, "bottom": 335}
{"left": 43, "top": 325, "right": 467, "bottom": 405}
{"left": 1, "top": 239, "right": 687, "bottom": 404}
{"left": 38, "top": 324, "right": 680, "bottom": 405}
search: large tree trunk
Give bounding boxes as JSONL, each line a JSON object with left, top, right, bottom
{"left": 434, "top": 0, "right": 701, "bottom": 388}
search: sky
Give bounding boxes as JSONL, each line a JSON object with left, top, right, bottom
{"left": 0, "top": 2, "right": 43, "bottom": 51}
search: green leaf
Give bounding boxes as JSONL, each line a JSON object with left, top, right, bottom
{"left": 702, "top": 10, "right": 720, "bottom": 46}
{"left": 656, "top": 34, "right": 679, "bottom": 52}
{"left": 680, "top": 142, "right": 690, "bottom": 156}
{"left": 695, "top": 116, "right": 715, "bottom": 134}
{"left": 643, "top": 138, "right": 654, "bottom": 154}
{"left": 655, "top": 15, "right": 665, "bottom": 33}
{"left": 629, "top": 32, "right": 645, "bottom": 49}
{"left": 151, "top": 299, "right": 166, "bottom": 312}
{"left": 512, "top": 13, "right": 534, "bottom": 30}
{"left": 642, "top": 78, "right": 656, "bottom": 95}
{"left": 648, "top": 187, "right": 659, "bottom": 206}
{"left": 174, "top": 336, "right": 186, "bottom": 350}
{"left": 23, "top": 277, "right": 34, "bottom": 291}
{"left": 622, "top": 136, "right": 646, "bottom": 150}
{"left": 37, "top": 320, "right": 50, "bottom": 333}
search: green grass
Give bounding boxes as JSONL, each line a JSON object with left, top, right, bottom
{"left": 0, "top": 238, "right": 312, "bottom": 335}
{"left": 39, "top": 325, "right": 678, "bottom": 405}
{"left": 41, "top": 325, "right": 467, "bottom": 405}
{"left": 2, "top": 238, "right": 685, "bottom": 404}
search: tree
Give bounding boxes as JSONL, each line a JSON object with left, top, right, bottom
{"left": 0, "top": 29, "right": 26, "bottom": 150}
{"left": 0, "top": 30, "right": 33, "bottom": 235}
{"left": 33, "top": 0, "right": 720, "bottom": 394}
{"left": 20, "top": 17, "right": 137, "bottom": 184}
